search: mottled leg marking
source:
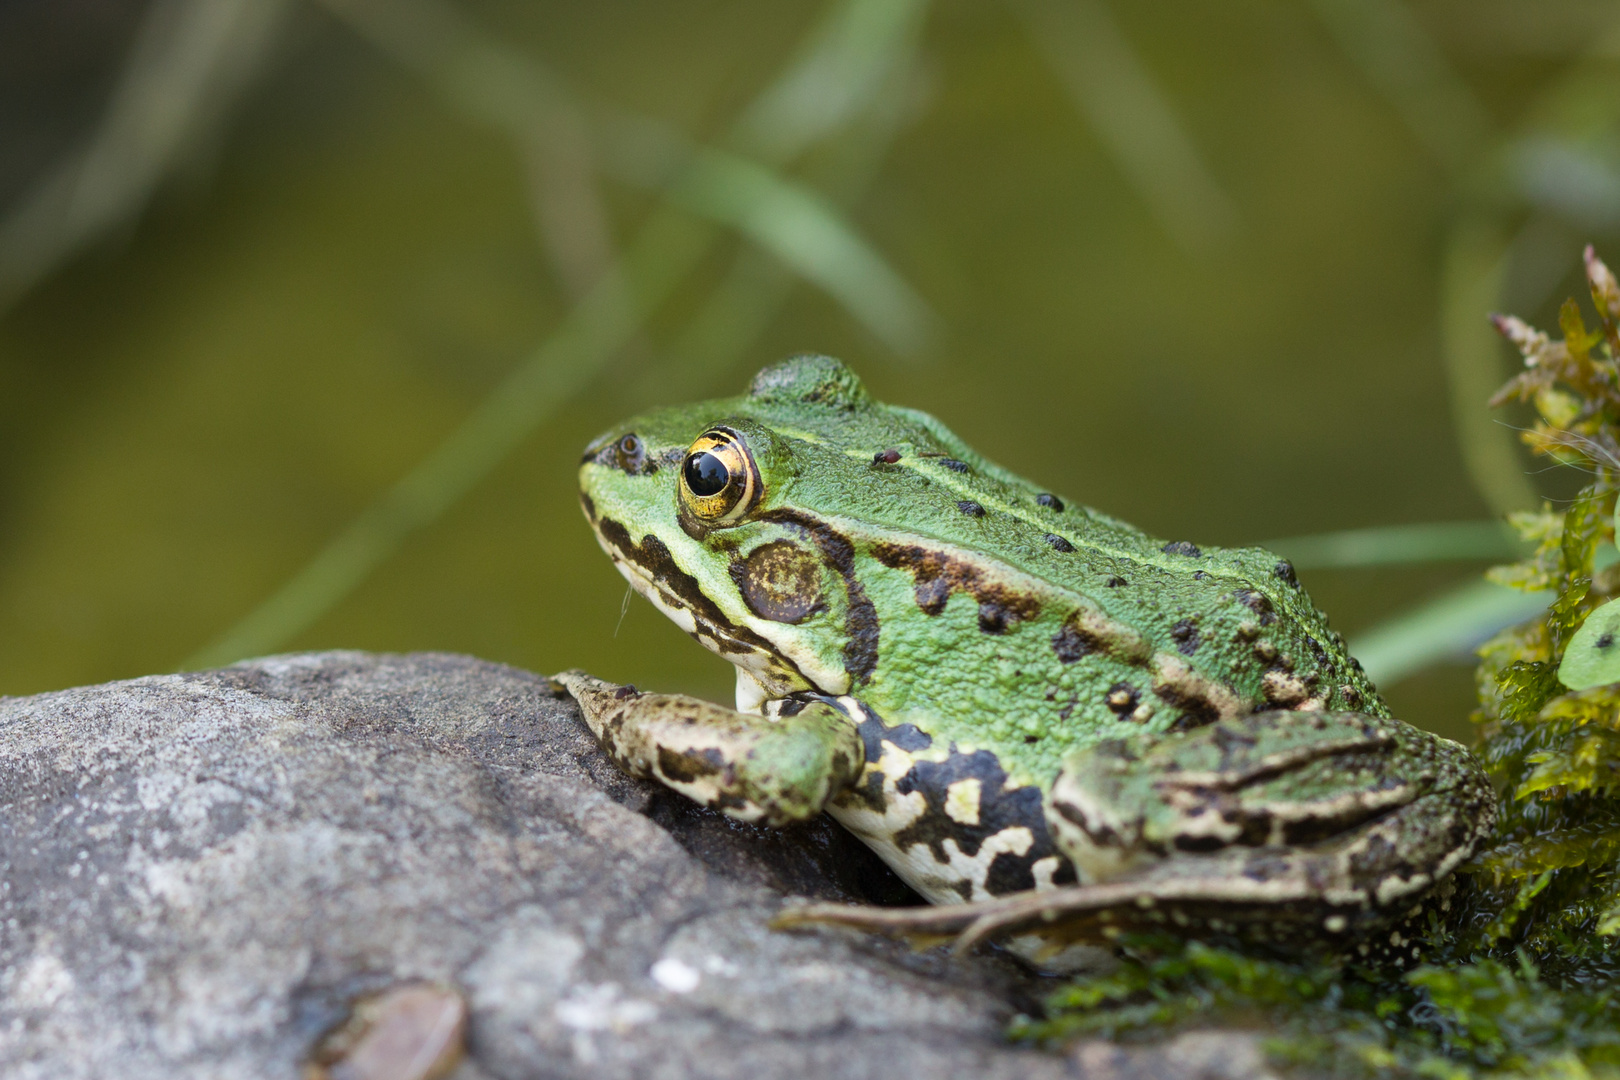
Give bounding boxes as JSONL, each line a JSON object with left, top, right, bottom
{"left": 1042, "top": 709, "right": 1493, "bottom": 899}
{"left": 554, "top": 671, "right": 864, "bottom": 827}
{"left": 777, "top": 711, "right": 1494, "bottom": 952}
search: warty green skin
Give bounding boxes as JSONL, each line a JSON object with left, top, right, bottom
{"left": 564, "top": 356, "right": 1495, "bottom": 946}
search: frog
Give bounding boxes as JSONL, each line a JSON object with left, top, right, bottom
{"left": 554, "top": 354, "right": 1495, "bottom": 958}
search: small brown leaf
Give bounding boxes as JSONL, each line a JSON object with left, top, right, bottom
{"left": 1586, "top": 244, "right": 1620, "bottom": 324}
{"left": 306, "top": 983, "right": 467, "bottom": 1080}
{"left": 1491, "top": 312, "right": 1549, "bottom": 360}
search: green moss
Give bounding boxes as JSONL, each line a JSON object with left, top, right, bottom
{"left": 1020, "top": 251, "right": 1620, "bottom": 1077}
{"left": 1014, "top": 936, "right": 1620, "bottom": 1078}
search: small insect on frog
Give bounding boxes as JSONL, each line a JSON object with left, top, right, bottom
{"left": 555, "top": 356, "right": 1493, "bottom": 959}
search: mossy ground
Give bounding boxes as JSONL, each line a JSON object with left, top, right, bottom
{"left": 1019, "top": 249, "right": 1620, "bottom": 1079}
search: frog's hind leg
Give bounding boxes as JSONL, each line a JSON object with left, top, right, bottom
{"left": 778, "top": 710, "right": 1495, "bottom": 953}
{"left": 553, "top": 670, "right": 864, "bottom": 827}
{"left": 1044, "top": 708, "right": 1495, "bottom": 916}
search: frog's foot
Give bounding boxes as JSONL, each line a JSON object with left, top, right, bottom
{"left": 552, "top": 670, "right": 864, "bottom": 826}
{"left": 771, "top": 884, "right": 1139, "bottom": 953}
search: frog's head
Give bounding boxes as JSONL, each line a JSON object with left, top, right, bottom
{"left": 579, "top": 355, "right": 887, "bottom": 709}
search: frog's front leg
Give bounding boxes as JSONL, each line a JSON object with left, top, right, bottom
{"left": 554, "top": 671, "right": 864, "bottom": 827}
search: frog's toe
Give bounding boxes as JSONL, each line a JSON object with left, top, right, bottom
{"left": 774, "top": 870, "right": 1390, "bottom": 957}
{"left": 772, "top": 885, "right": 1140, "bottom": 953}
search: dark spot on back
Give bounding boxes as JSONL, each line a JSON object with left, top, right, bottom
{"left": 1045, "top": 534, "right": 1076, "bottom": 553}
{"left": 1105, "top": 682, "right": 1140, "bottom": 716}
{"left": 1234, "top": 588, "right": 1277, "bottom": 625}
{"left": 1274, "top": 560, "right": 1298, "bottom": 585}
{"left": 1170, "top": 619, "right": 1201, "bottom": 656}
{"left": 978, "top": 601, "right": 1026, "bottom": 634}
{"left": 1600, "top": 633, "right": 1616, "bottom": 650}
{"left": 872, "top": 543, "right": 1041, "bottom": 633}
{"left": 873, "top": 448, "right": 901, "bottom": 464}
{"left": 1155, "top": 683, "right": 1221, "bottom": 730}
{"left": 1036, "top": 493, "right": 1064, "bottom": 511}
{"left": 1106, "top": 576, "right": 1127, "bottom": 588}
{"left": 1163, "top": 541, "right": 1202, "bottom": 558}
{"left": 957, "top": 500, "right": 986, "bottom": 517}
{"left": 1052, "top": 618, "right": 1104, "bottom": 663}
{"left": 940, "top": 458, "right": 970, "bottom": 473}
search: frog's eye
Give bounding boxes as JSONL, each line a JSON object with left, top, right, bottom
{"left": 680, "top": 428, "right": 760, "bottom": 525}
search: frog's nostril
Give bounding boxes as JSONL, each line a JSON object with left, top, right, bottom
{"left": 614, "top": 433, "right": 648, "bottom": 473}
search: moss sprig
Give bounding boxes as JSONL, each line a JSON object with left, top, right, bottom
{"left": 1026, "top": 247, "right": 1620, "bottom": 1078}
{"left": 1473, "top": 247, "right": 1620, "bottom": 957}
{"left": 1015, "top": 935, "right": 1620, "bottom": 1079}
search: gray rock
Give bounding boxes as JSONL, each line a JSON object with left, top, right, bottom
{"left": 0, "top": 650, "right": 1130, "bottom": 1079}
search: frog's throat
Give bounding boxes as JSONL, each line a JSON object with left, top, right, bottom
{"left": 601, "top": 539, "right": 844, "bottom": 706}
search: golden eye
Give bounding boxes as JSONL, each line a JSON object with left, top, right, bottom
{"left": 679, "top": 428, "right": 759, "bottom": 524}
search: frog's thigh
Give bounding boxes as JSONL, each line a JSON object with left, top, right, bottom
{"left": 1045, "top": 709, "right": 1494, "bottom": 905}
{"left": 554, "top": 671, "right": 864, "bottom": 827}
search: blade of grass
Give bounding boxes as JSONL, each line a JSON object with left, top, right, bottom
{"left": 1012, "top": 0, "right": 1239, "bottom": 255}
{"left": 734, "top": 0, "right": 931, "bottom": 163}
{"left": 665, "top": 146, "right": 933, "bottom": 354}
{"left": 1306, "top": 0, "right": 1491, "bottom": 171}
{"left": 1308, "top": 0, "right": 1545, "bottom": 518}
{"left": 1259, "top": 520, "right": 1522, "bottom": 570}
{"left": 0, "top": 0, "right": 289, "bottom": 316}
{"left": 184, "top": 0, "right": 932, "bottom": 668}
{"left": 667, "top": 44, "right": 927, "bottom": 380}
{"left": 322, "top": 0, "right": 615, "bottom": 302}
{"left": 182, "top": 214, "right": 711, "bottom": 670}
{"left": 1441, "top": 216, "right": 1541, "bottom": 515}
{"left": 1349, "top": 579, "right": 1551, "bottom": 687}
{"left": 329, "top": 0, "right": 935, "bottom": 355}
{"left": 1513, "top": 136, "right": 1620, "bottom": 230}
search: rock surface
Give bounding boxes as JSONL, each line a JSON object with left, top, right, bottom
{"left": 0, "top": 651, "right": 1265, "bottom": 1079}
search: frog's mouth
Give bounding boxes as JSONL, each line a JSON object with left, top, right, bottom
{"left": 589, "top": 514, "right": 829, "bottom": 704}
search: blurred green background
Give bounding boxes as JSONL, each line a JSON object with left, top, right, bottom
{"left": 2, "top": 0, "right": 1618, "bottom": 743}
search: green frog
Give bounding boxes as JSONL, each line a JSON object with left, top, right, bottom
{"left": 555, "top": 355, "right": 1494, "bottom": 956}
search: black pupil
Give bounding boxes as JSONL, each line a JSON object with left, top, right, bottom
{"left": 684, "top": 451, "right": 731, "bottom": 497}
